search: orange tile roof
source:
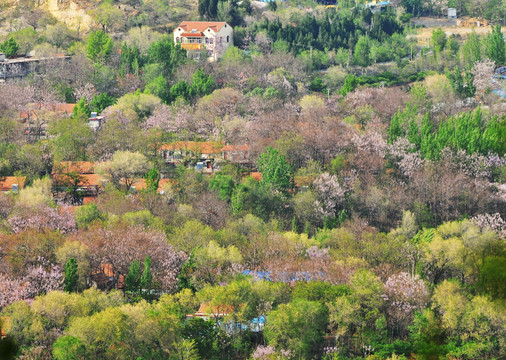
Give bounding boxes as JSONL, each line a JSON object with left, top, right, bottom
{"left": 222, "top": 144, "right": 250, "bottom": 152}
{"left": 195, "top": 302, "right": 236, "bottom": 317}
{"left": 249, "top": 172, "right": 262, "bottom": 181}
{"left": 19, "top": 103, "right": 76, "bottom": 120}
{"left": 54, "top": 161, "right": 95, "bottom": 174}
{"left": 0, "top": 176, "right": 26, "bottom": 191}
{"left": 176, "top": 21, "right": 227, "bottom": 32}
{"left": 83, "top": 197, "right": 96, "bottom": 205}
{"left": 160, "top": 141, "right": 224, "bottom": 154}
{"left": 81, "top": 174, "right": 106, "bottom": 187}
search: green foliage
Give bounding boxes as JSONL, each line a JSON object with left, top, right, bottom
{"left": 144, "top": 166, "right": 160, "bottom": 193}
{"left": 265, "top": 298, "right": 327, "bottom": 358}
{"left": 53, "top": 335, "right": 86, "bottom": 360}
{"left": 257, "top": 146, "right": 294, "bottom": 194}
{"left": 89, "top": 93, "right": 116, "bottom": 114}
{"left": 125, "top": 260, "right": 141, "bottom": 293}
{"left": 209, "top": 174, "right": 236, "bottom": 202}
{"left": 486, "top": 24, "right": 505, "bottom": 65}
{"left": 119, "top": 42, "right": 142, "bottom": 76}
{"left": 354, "top": 35, "right": 371, "bottom": 67}
{"left": 191, "top": 69, "right": 215, "bottom": 98}
{"left": 147, "top": 36, "right": 187, "bottom": 76}
{"left": 74, "top": 203, "right": 106, "bottom": 229}
{"left": 446, "top": 67, "right": 475, "bottom": 99}
{"left": 72, "top": 97, "right": 91, "bottom": 120}
{"left": 86, "top": 30, "right": 113, "bottom": 62}
{"left": 339, "top": 74, "right": 358, "bottom": 96}
{"left": 0, "top": 37, "right": 19, "bottom": 57}
{"left": 144, "top": 74, "right": 170, "bottom": 103}
{"left": 140, "top": 255, "right": 152, "bottom": 291}
{"left": 64, "top": 258, "right": 78, "bottom": 293}
{"left": 431, "top": 27, "right": 447, "bottom": 53}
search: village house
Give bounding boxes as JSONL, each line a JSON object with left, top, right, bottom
{"left": 19, "top": 103, "right": 75, "bottom": 142}
{"left": 52, "top": 161, "right": 105, "bottom": 204}
{"left": 160, "top": 141, "right": 224, "bottom": 174}
{"left": 159, "top": 141, "right": 252, "bottom": 174}
{"left": 0, "top": 176, "right": 26, "bottom": 193}
{"left": 173, "top": 21, "right": 233, "bottom": 61}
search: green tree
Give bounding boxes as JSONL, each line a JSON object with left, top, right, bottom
{"left": 170, "top": 80, "right": 191, "bottom": 102}
{"left": 462, "top": 30, "right": 482, "bottom": 66}
{"left": 49, "top": 116, "right": 94, "bottom": 161}
{"left": 53, "top": 335, "right": 87, "bottom": 360}
{"left": 140, "top": 255, "right": 153, "bottom": 292}
{"left": 265, "top": 299, "right": 327, "bottom": 359}
{"left": 64, "top": 258, "right": 79, "bottom": 293}
{"left": 257, "top": 146, "right": 294, "bottom": 194}
{"left": 144, "top": 166, "right": 160, "bottom": 193}
{"left": 147, "top": 36, "right": 187, "bottom": 76}
{"left": 86, "top": 30, "right": 113, "bottom": 62}
{"left": 431, "top": 28, "right": 447, "bottom": 53}
{"left": 339, "top": 74, "right": 358, "bottom": 96}
{"left": 190, "top": 69, "right": 215, "bottom": 98}
{"left": 89, "top": 93, "right": 116, "bottom": 114}
{"left": 144, "top": 74, "right": 170, "bottom": 103}
{"left": 125, "top": 260, "right": 141, "bottom": 293}
{"left": 486, "top": 24, "right": 505, "bottom": 65}
{"left": 0, "top": 37, "right": 19, "bottom": 57}
{"left": 354, "top": 35, "right": 371, "bottom": 67}
{"left": 72, "top": 97, "right": 91, "bottom": 120}
{"left": 209, "top": 174, "right": 236, "bottom": 201}
{"left": 75, "top": 203, "right": 106, "bottom": 229}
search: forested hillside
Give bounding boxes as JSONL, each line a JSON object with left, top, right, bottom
{"left": 0, "top": 0, "right": 505, "bottom": 359}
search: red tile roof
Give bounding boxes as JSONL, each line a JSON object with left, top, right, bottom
{"left": 0, "top": 176, "right": 26, "bottom": 191}
{"left": 176, "top": 21, "right": 227, "bottom": 32}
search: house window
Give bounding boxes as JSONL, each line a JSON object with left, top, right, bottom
{"left": 205, "top": 37, "right": 209, "bottom": 44}
{"left": 226, "top": 36, "right": 230, "bottom": 43}
{"left": 176, "top": 37, "right": 180, "bottom": 42}
{"left": 210, "top": 38, "right": 214, "bottom": 44}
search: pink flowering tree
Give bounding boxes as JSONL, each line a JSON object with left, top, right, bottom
{"left": 8, "top": 205, "right": 76, "bottom": 234}
{"left": 313, "top": 173, "right": 346, "bottom": 218}
{"left": 382, "top": 272, "right": 429, "bottom": 337}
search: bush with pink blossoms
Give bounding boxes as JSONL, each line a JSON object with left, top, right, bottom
{"left": 8, "top": 205, "right": 76, "bottom": 235}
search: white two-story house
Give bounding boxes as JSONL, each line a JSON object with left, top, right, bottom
{"left": 173, "top": 21, "right": 233, "bottom": 61}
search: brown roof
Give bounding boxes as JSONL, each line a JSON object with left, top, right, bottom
{"left": 176, "top": 21, "right": 227, "bottom": 32}
{"left": 0, "top": 176, "right": 26, "bottom": 191}
{"left": 160, "top": 141, "right": 224, "bottom": 154}
{"left": 222, "top": 144, "right": 250, "bottom": 152}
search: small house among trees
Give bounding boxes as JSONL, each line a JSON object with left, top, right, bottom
{"left": 173, "top": 21, "right": 233, "bottom": 61}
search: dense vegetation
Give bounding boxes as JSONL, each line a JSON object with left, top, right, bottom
{"left": 0, "top": 0, "right": 505, "bottom": 359}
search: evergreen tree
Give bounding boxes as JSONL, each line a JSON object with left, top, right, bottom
{"left": 0, "top": 37, "right": 19, "bottom": 58}
{"left": 125, "top": 260, "right": 141, "bottom": 293}
{"left": 257, "top": 146, "right": 294, "bottom": 194}
{"left": 72, "top": 98, "right": 91, "bottom": 120}
{"left": 140, "top": 255, "right": 153, "bottom": 291}
{"left": 64, "top": 258, "right": 78, "bottom": 293}
{"left": 144, "top": 166, "right": 160, "bottom": 193}
{"left": 486, "top": 25, "right": 505, "bottom": 65}
{"left": 86, "top": 30, "right": 113, "bottom": 62}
